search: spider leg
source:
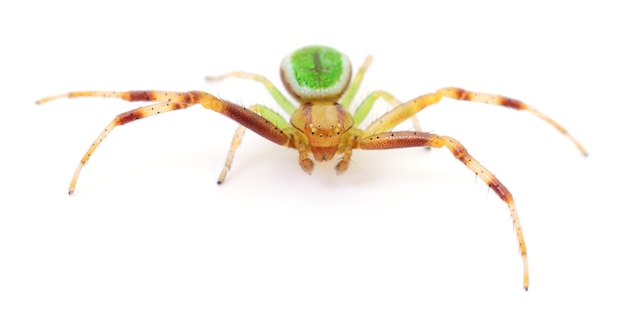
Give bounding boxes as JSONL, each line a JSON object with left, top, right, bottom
{"left": 437, "top": 87, "right": 587, "bottom": 155}
{"left": 353, "top": 90, "right": 422, "bottom": 131}
{"left": 58, "top": 101, "right": 195, "bottom": 194}
{"left": 362, "top": 88, "right": 587, "bottom": 156}
{"left": 218, "top": 104, "right": 290, "bottom": 184}
{"left": 340, "top": 56, "right": 421, "bottom": 132}
{"left": 356, "top": 131, "right": 529, "bottom": 290}
{"left": 37, "top": 91, "right": 292, "bottom": 194}
{"left": 339, "top": 55, "right": 373, "bottom": 108}
{"left": 219, "top": 125, "right": 246, "bottom": 184}
{"left": 206, "top": 72, "right": 296, "bottom": 114}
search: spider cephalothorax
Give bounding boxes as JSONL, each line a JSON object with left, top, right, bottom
{"left": 37, "top": 45, "right": 587, "bottom": 290}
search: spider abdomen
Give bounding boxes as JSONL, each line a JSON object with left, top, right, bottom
{"left": 280, "top": 45, "right": 352, "bottom": 102}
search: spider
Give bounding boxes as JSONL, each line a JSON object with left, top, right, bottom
{"left": 37, "top": 45, "right": 587, "bottom": 290}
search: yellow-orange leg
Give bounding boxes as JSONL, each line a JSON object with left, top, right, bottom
{"left": 353, "top": 90, "right": 423, "bottom": 131}
{"left": 73, "top": 102, "right": 194, "bottom": 194}
{"left": 364, "top": 87, "right": 588, "bottom": 156}
{"left": 219, "top": 124, "right": 247, "bottom": 184}
{"left": 357, "top": 131, "right": 529, "bottom": 290}
{"left": 36, "top": 91, "right": 291, "bottom": 194}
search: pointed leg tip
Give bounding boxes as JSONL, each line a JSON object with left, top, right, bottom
{"left": 35, "top": 97, "right": 52, "bottom": 105}
{"left": 217, "top": 171, "right": 228, "bottom": 185}
{"left": 36, "top": 95, "right": 54, "bottom": 104}
{"left": 36, "top": 94, "right": 65, "bottom": 104}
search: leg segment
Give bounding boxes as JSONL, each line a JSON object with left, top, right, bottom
{"left": 362, "top": 88, "right": 587, "bottom": 156}
{"left": 37, "top": 91, "right": 292, "bottom": 193}
{"left": 340, "top": 55, "right": 373, "bottom": 109}
{"left": 437, "top": 87, "right": 587, "bottom": 156}
{"left": 206, "top": 72, "right": 297, "bottom": 115}
{"left": 353, "top": 90, "right": 422, "bottom": 131}
{"left": 218, "top": 104, "right": 289, "bottom": 184}
{"left": 357, "top": 131, "right": 529, "bottom": 290}
{"left": 62, "top": 101, "right": 196, "bottom": 194}
{"left": 218, "top": 125, "right": 246, "bottom": 184}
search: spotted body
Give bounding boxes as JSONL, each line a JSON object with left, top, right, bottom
{"left": 37, "top": 45, "right": 588, "bottom": 290}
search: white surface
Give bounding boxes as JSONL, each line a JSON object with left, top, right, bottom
{"left": 1, "top": 1, "right": 622, "bottom": 311}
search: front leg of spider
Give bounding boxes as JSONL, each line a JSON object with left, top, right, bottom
{"left": 357, "top": 131, "right": 529, "bottom": 290}
{"left": 352, "top": 85, "right": 586, "bottom": 291}
{"left": 36, "top": 91, "right": 293, "bottom": 194}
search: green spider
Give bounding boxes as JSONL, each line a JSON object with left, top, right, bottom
{"left": 37, "top": 45, "right": 588, "bottom": 290}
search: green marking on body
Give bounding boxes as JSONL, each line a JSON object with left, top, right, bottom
{"left": 290, "top": 46, "right": 343, "bottom": 90}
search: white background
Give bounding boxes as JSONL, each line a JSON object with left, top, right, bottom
{"left": 1, "top": 1, "right": 623, "bottom": 311}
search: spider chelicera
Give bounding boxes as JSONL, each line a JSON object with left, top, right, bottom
{"left": 37, "top": 45, "right": 587, "bottom": 290}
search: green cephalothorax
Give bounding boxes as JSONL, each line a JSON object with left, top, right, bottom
{"left": 280, "top": 46, "right": 352, "bottom": 102}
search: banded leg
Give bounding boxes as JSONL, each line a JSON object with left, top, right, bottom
{"left": 36, "top": 90, "right": 292, "bottom": 194}
{"left": 437, "top": 87, "right": 587, "bottom": 156}
{"left": 56, "top": 101, "right": 195, "bottom": 194}
{"left": 356, "top": 131, "right": 529, "bottom": 290}
{"left": 362, "top": 88, "right": 587, "bottom": 156}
